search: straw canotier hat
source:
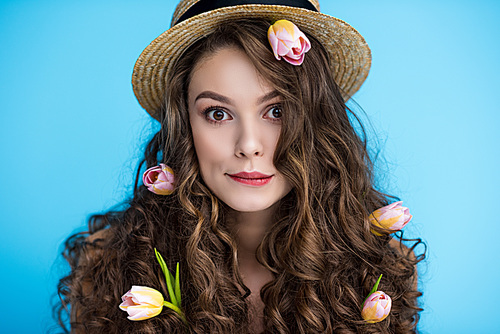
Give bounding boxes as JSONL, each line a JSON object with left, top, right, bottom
{"left": 132, "top": 0, "right": 371, "bottom": 119}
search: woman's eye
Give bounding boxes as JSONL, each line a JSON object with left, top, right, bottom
{"left": 266, "top": 105, "right": 283, "bottom": 120}
{"left": 204, "top": 108, "right": 231, "bottom": 122}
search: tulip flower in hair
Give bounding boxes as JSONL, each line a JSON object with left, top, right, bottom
{"left": 143, "top": 163, "right": 175, "bottom": 195}
{"left": 268, "top": 19, "right": 311, "bottom": 65}
{"left": 119, "top": 249, "right": 186, "bottom": 324}
{"left": 120, "top": 286, "right": 165, "bottom": 320}
{"left": 361, "top": 274, "right": 392, "bottom": 323}
{"left": 369, "top": 201, "right": 412, "bottom": 236}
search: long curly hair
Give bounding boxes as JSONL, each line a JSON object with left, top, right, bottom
{"left": 55, "top": 18, "right": 425, "bottom": 333}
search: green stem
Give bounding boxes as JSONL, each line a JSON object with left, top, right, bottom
{"left": 163, "top": 301, "right": 188, "bottom": 325}
{"left": 371, "top": 274, "right": 383, "bottom": 293}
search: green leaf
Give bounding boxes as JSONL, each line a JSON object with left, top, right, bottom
{"left": 155, "top": 248, "right": 178, "bottom": 306}
{"left": 165, "top": 265, "right": 178, "bottom": 306}
{"left": 370, "top": 274, "right": 383, "bottom": 296}
{"left": 175, "top": 262, "right": 181, "bottom": 305}
{"left": 154, "top": 248, "right": 168, "bottom": 277}
{"left": 169, "top": 271, "right": 175, "bottom": 288}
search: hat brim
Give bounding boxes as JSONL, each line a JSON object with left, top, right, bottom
{"left": 132, "top": 4, "right": 371, "bottom": 120}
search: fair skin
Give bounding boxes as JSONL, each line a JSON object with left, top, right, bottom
{"left": 188, "top": 46, "right": 293, "bottom": 332}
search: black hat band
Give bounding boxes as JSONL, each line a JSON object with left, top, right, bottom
{"left": 175, "top": 0, "right": 318, "bottom": 25}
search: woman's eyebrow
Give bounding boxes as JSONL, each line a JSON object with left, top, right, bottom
{"left": 195, "top": 91, "right": 232, "bottom": 104}
{"left": 194, "top": 90, "right": 280, "bottom": 105}
{"left": 258, "top": 90, "right": 280, "bottom": 104}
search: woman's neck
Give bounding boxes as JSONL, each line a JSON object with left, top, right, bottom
{"left": 226, "top": 202, "right": 278, "bottom": 260}
{"left": 226, "top": 203, "right": 279, "bottom": 334}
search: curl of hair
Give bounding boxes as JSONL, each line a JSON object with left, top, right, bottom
{"left": 55, "top": 19, "right": 425, "bottom": 333}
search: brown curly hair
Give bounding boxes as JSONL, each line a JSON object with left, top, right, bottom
{"left": 55, "top": 18, "right": 425, "bottom": 333}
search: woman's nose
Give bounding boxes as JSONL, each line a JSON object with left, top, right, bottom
{"left": 234, "top": 121, "right": 264, "bottom": 158}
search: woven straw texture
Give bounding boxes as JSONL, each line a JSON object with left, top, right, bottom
{"left": 133, "top": 1, "right": 371, "bottom": 119}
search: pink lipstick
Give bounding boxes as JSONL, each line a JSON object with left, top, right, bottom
{"left": 227, "top": 171, "right": 273, "bottom": 186}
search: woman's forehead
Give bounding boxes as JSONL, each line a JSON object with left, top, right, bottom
{"left": 188, "top": 47, "right": 276, "bottom": 105}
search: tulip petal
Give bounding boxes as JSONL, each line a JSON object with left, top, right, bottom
{"left": 119, "top": 297, "right": 136, "bottom": 309}
{"left": 119, "top": 286, "right": 165, "bottom": 321}
{"left": 143, "top": 164, "right": 175, "bottom": 195}
{"left": 361, "top": 291, "right": 392, "bottom": 323}
{"left": 284, "top": 55, "right": 303, "bottom": 65}
{"left": 267, "top": 19, "right": 310, "bottom": 66}
{"left": 277, "top": 40, "right": 292, "bottom": 56}
{"left": 267, "top": 27, "right": 280, "bottom": 59}
{"left": 130, "top": 286, "right": 164, "bottom": 307}
{"left": 126, "top": 305, "right": 163, "bottom": 321}
{"left": 276, "top": 28, "right": 294, "bottom": 44}
{"left": 369, "top": 201, "right": 412, "bottom": 234}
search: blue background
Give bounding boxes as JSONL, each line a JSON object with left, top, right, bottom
{"left": 1, "top": 0, "right": 499, "bottom": 332}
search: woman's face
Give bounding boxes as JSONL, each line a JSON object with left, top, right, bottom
{"left": 188, "top": 47, "right": 292, "bottom": 213}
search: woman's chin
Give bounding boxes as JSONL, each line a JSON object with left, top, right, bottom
{"left": 224, "top": 200, "right": 275, "bottom": 213}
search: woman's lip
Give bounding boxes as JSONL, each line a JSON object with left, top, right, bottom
{"left": 227, "top": 174, "right": 273, "bottom": 186}
{"left": 227, "top": 171, "right": 272, "bottom": 179}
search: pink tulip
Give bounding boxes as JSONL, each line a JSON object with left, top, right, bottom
{"left": 143, "top": 163, "right": 175, "bottom": 195}
{"left": 361, "top": 291, "right": 392, "bottom": 323}
{"left": 267, "top": 19, "right": 311, "bottom": 65}
{"left": 119, "top": 286, "right": 164, "bottom": 321}
{"left": 369, "top": 201, "right": 412, "bottom": 235}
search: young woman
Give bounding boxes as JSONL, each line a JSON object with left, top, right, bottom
{"left": 56, "top": 1, "right": 424, "bottom": 333}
